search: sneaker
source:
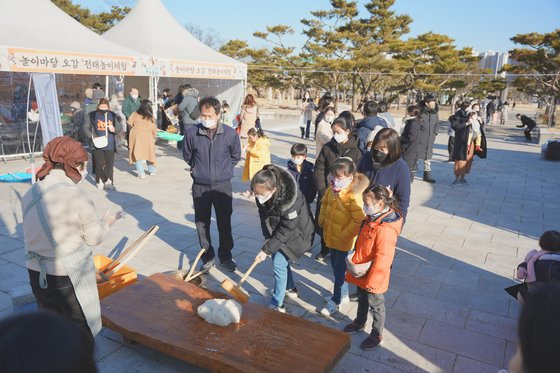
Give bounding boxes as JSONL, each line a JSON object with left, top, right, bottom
{"left": 104, "top": 183, "right": 116, "bottom": 191}
{"left": 268, "top": 304, "right": 286, "bottom": 313}
{"left": 319, "top": 300, "right": 339, "bottom": 316}
{"left": 200, "top": 258, "right": 215, "bottom": 272}
{"left": 451, "top": 180, "right": 460, "bottom": 187}
{"left": 315, "top": 250, "right": 331, "bottom": 262}
{"left": 459, "top": 178, "right": 468, "bottom": 185}
{"left": 220, "top": 259, "right": 237, "bottom": 272}
{"left": 349, "top": 293, "right": 359, "bottom": 302}
{"left": 149, "top": 172, "right": 156, "bottom": 176}
{"left": 360, "top": 334, "right": 383, "bottom": 351}
{"left": 97, "top": 182, "right": 104, "bottom": 190}
{"left": 343, "top": 322, "right": 365, "bottom": 334}
{"left": 323, "top": 294, "right": 350, "bottom": 304}
{"left": 286, "top": 288, "right": 298, "bottom": 299}
{"left": 138, "top": 174, "right": 146, "bottom": 179}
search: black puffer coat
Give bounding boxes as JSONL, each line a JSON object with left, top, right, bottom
{"left": 257, "top": 165, "right": 315, "bottom": 262}
{"left": 417, "top": 100, "right": 439, "bottom": 159}
{"left": 400, "top": 117, "right": 422, "bottom": 169}
{"left": 314, "top": 134, "right": 362, "bottom": 196}
{"left": 450, "top": 110, "right": 487, "bottom": 161}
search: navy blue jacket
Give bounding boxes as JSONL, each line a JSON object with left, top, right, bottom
{"left": 358, "top": 152, "right": 411, "bottom": 219}
{"left": 355, "top": 115, "right": 388, "bottom": 153}
{"left": 183, "top": 123, "right": 241, "bottom": 185}
{"left": 287, "top": 159, "right": 317, "bottom": 205}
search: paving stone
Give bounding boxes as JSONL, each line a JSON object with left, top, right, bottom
{"left": 0, "top": 236, "right": 24, "bottom": 255}
{"left": 415, "top": 263, "right": 480, "bottom": 290}
{"left": 390, "top": 272, "right": 441, "bottom": 299}
{"left": 393, "top": 292, "right": 469, "bottom": 326}
{"left": 0, "top": 263, "right": 28, "bottom": 293}
{"left": 465, "top": 309, "right": 517, "bottom": 342}
{"left": 333, "top": 352, "right": 406, "bottom": 373}
{"left": 418, "top": 319, "right": 505, "bottom": 366}
{"left": 436, "top": 284, "right": 510, "bottom": 317}
{"left": 452, "top": 356, "right": 503, "bottom": 373}
{"left": 94, "top": 335, "right": 123, "bottom": 362}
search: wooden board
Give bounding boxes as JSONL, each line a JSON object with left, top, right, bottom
{"left": 101, "top": 273, "right": 350, "bottom": 373}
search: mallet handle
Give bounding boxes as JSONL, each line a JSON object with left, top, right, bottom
{"left": 185, "top": 248, "right": 205, "bottom": 281}
{"left": 236, "top": 259, "right": 259, "bottom": 288}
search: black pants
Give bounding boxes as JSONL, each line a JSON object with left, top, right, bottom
{"left": 192, "top": 182, "right": 234, "bottom": 263}
{"left": 92, "top": 149, "right": 115, "bottom": 183}
{"left": 355, "top": 286, "right": 386, "bottom": 337}
{"left": 315, "top": 191, "right": 330, "bottom": 257}
{"left": 28, "top": 269, "right": 92, "bottom": 338}
{"left": 525, "top": 126, "right": 535, "bottom": 141}
{"left": 300, "top": 126, "right": 305, "bottom": 138}
{"left": 448, "top": 136, "right": 455, "bottom": 160}
{"left": 305, "top": 120, "right": 312, "bottom": 139}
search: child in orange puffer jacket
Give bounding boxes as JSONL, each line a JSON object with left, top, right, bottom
{"left": 343, "top": 184, "right": 403, "bottom": 351}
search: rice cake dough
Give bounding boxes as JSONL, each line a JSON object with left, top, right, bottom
{"left": 197, "top": 299, "right": 242, "bottom": 326}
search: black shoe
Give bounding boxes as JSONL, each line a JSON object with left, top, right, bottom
{"left": 315, "top": 250, "right": 331, "bottom": 262}
{"left": 423, "top": 171, "right": 436, "bottom": 183}
{"left": 349, "top": 293, "right": 359, "bottom": 302}
{"left": 220, "top": 259, "right": 237, "bottom": 272}
{"left": 343, "top": 321, "right": 365, "bottom": 334}
{"left": 360, "top": 334, "right": 383, "bottom": 351}
{"left": 200, "top": 258, "right": 215, "bottom": 271}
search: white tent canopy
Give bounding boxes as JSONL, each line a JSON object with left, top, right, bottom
{"left": 103, "top": 0, "right": 247, "bottom": 111}
{"left": 0, "top": 0, "right": 150, "bottom": 76}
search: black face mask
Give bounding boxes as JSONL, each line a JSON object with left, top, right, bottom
{"left": 372, "top": 149, "right": 389, "bottom": 169}
{"left": 98, "top": 109, "right": 108, "bottom": 115}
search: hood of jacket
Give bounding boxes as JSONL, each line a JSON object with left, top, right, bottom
{"left": 420, "top": 100, "right": 439, "bottom": 115}
{"left": 184, "top": 87, "right": 199, "bottom": 98}
{"left": 349, "top": 173, "right": 371, "bottom": 195}
{"left": 367, "top": 209, "right": 403, "bottom": 236}
{"left": 262, "top": 165, "right": 298, "bottom": 215}
{"left": 357, "top": 115, "right": 386, "bottom": 131}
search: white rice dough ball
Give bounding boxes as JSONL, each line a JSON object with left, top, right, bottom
{"left": 197, "top": 299, "right": 242, "bottom": 326}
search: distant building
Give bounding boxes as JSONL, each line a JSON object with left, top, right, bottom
{"left": 476, "top": 51, "right": 517, "bottom": 78}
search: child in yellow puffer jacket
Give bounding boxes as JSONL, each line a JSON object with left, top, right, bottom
{"left": 318, "top": 157, "right": 369, "bottom": 316}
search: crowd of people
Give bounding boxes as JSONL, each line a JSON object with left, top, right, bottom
{"left": 11, "top": 85, "right": 556, "bottom": 372}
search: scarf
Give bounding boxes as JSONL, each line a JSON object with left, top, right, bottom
{"left": 36, "top": 136, "right": 88, "bottom": 183}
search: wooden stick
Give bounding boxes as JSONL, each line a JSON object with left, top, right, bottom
{"left": 236, "top": 259, "right": 260, "bottom": 288}
{"left": 184, "top": 248, "right": 205, "bottom": 282}
{"left": 105, "top": 226, "right": 159, "bottom": 277}
{"left": 103, "top": 227, "right": 153, "bottom": 274}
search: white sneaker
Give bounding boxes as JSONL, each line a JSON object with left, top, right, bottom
{"left": 138, "top": 174, "right": 146, "bottom": 179}
{"left": 268, "top": 304, "right": 286, "bottom": 313}
{"left": 320, "top": 300, "right": 339, "bottom": 316}
{"left": 285, "top": 288, "right": 298, "bottom": 299}
{"left": 97, "top": 182, "right": 104, "bottom": 190}
{"left": 104, "top": 183, "right": 116, "bottom": 191}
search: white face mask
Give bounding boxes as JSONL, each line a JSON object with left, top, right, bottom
{"left": 256, "top": 192, "right": 274, "bottom": 204}
{"left": 292, "top": 157, "right": 304, "bottom": 166}
{"left": 201, "top": 119, "right": 216, "bottom": 128}
{"left": 333, "top": 132, "right": 348, "bottom": 143}
{"left": 363, "top": 204, "right": 380, "bottom": 216}
{"left": 325, "top": 116, "right": 335, "bottom": 124}
{"left": 131, "top": 94, "right": 138, "bottom": 99}
{"left": 333, "top": 177, "right": 352, "bottom": 190}
{"left": 78, "top": 170, "right": 88, "bottom": 184}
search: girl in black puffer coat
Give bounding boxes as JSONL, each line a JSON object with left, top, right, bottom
{"left": 252, "top": 165, "right": 315, "bottom": 313}
{"left": 400, "top": 105, "right": 422, "bottom": 182}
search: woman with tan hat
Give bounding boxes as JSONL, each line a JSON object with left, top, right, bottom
{"left": 22, "top": 136, "right": 122, "bottom": 337}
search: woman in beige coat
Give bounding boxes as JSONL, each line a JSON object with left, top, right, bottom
{"left": 239, "top": 94, "right": 258, "bottom": 138}
{"left": 128, "top": 100, "right": 158, "bottom": 178}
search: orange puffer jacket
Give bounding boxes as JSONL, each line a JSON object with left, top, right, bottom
{"left": 346, "top": 209, "right": 403, "bottom": 294}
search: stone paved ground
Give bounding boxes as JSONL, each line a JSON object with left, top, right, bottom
{"left": 0, "top": 111, "right": 558, "bottom": 372}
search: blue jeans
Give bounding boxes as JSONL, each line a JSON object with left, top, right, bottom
{"left": 330, "top": 248, "right": 347, "bottom": 305}
{"left": 135, "top": 160, "right": 156, "bottom": 176}
{"left": 271, "top": 250, "right": 295, "bottom": 307}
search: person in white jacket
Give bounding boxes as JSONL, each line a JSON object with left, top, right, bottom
{"left": 315, "top": 107, "right": 335, "bottom": 156}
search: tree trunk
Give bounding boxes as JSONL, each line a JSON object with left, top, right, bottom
{"left": 351, "top": 73, "right": 358, "bottom": 112}
{"left": 333, "top": 73, "right": 339, "bottom": 113}
{"left": 549, "top": 96, "right": 557, "bottom": 127}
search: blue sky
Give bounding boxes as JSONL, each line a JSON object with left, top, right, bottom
{"left": 77, "top": 0, "right": 559, "bottom": 53}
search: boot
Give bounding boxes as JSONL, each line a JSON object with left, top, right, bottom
{"left": 423, "top": 171, "right": 436, "bottom": 183}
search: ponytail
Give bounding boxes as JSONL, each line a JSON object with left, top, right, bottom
{"left": 251, "top": 164, "right": 277, "bottom": 191}
{"left": 367, "top": 184, "right": 399, "bottom": 212}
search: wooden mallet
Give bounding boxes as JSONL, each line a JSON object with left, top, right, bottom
{"left": 184, "top": 248, "right": 206, "bottom": 282}
{"left": 220, "top": 258, "right": 260, "bottom": 304}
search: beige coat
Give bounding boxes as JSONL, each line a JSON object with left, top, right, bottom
{"left": 22, "top": 170, "right": 109, "bottom": 276}
{"left": 240, "top": 104, "right": 258, "bottom": 137}
{"left": 128, "top": 112, "right": 157, "bottom": 164}
{"left": 315, "top": 119, "right": 333, "bottom": 156}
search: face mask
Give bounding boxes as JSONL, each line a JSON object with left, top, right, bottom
{"left": 363, "top": 204, "right": 380, "bottom": 216}
{"left": 332, "top": 177, "right": 352, "bottom": 190}
{"left": 325, "top": 116, "right": 335, "bottom": 124}
{"left": 256, "top": 192, "right": 273, "bottom": 204}
{"left": 292, "top": 157, "right": 304, "bottom": 166}
{"left": 131, "top": 94, "right": 138, "bottom": 99}
{"left": 78, "top": 170, "right": 88, "bottom": 184}
{"left": 372, "top": 149, "right": 389, "bottom": 169}
{"left": 201, "top": 119, "right": 216, "bottom": 128}
{"left": 98, "top": 109, "right": 108, "bottom": 115}
{"left": 333, "top": 132, "right": 348, "bottom": 143}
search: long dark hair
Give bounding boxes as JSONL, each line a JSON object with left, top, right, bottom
{"left": 247, "top": 127, "right": 267, "bottom": 139}
{"left": 372, "top": 128, "right": 401, "bottom": 163}
{"left": 251, "top": 164, "right": 279, "bottom": 192}
{"left": 243, "top": 94, "right": 256, "bottom": 107}
{"left": 365, "top": 184, "right": 399, "bottom": 211}
{"left": 137, "top": 99, "right": 154, "bottom": 122}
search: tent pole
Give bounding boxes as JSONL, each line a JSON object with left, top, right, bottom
{"left": 105, "top": 75, "right": 110, "bottom": 98}
{"left": 26, "top": 74, "right": 36, "bottom": 184}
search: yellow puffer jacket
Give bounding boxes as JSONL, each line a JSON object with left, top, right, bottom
{"left": 242, "top": 136, "right": 271, "bottom": 182}
{"left": 318, "top": 173, "right": 369, "bottom": 251}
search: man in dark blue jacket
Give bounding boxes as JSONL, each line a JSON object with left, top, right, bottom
{"left": 516, "top": 113, "right": 537, "bottom": 142}
{"left": 183, "top": 97, "right": 241, "bottom": 272}
{"left": 355, "top": 101, "right": 388, "bottom": 153}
